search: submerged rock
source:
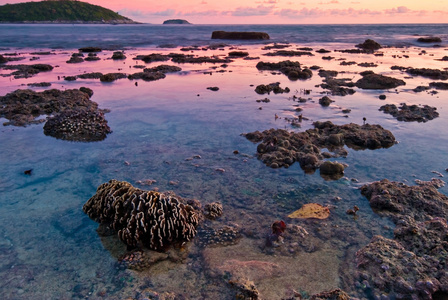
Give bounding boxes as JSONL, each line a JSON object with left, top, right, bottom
{"left": 83, "top": 179, "right": 200, "bottom": 251}
{"left": 379, "top": 103, "right": 439, "bottom": 122}
{"left": 319, "top": 161, "right": 345, "bottom": 180}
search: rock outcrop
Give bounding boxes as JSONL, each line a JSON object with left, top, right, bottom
{"left": 211, "top": 31, "right": 270, "bottom": 40}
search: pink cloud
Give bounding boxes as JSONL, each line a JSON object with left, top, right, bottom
{"left": 384, "top": 6, "right": 410, "bottom": 14}
{"left": 231, "top": 5, "right": 275, "bottom": 16}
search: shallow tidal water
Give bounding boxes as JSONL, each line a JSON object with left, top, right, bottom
{"left": 1, "top": 35, "right": 448, "bottom": 299}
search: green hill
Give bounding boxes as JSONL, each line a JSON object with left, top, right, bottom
{"left": 0, "top": 0, "right": 138, "bottom": 23}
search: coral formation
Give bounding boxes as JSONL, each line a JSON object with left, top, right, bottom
{"left": 43, "top": 108, "right": 111, "bottom": 142}
{"left": 379, "top": 103, "right": 439, "bottom": 122}
{"left": 83, "top": 180, "right": 200, "bottom": 251}
{"left": 197, "top": 225, "right": 241, "bottom": 248}
{"left": 244, "top": 121, "right": 395, "bottom": 173}
{"left": 203, "top": 202, "right": 223, "bottom": 220}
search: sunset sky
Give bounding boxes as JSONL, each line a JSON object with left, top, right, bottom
{"left": 1, "top": 0, "right": 447, "bottom": 24}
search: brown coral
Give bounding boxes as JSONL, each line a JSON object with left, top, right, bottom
{"left": 83, "top": 180, "right": 200, "bottom": 251}
{"left": 244, "top": 121, "right": 395, "bottom": 173}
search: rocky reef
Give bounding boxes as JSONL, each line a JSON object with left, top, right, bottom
{"left": 355, "top": 71, "right": 406, "bottom": 89}
{"left": 0, "top": 63, "right": 53, "bottom": 78}
{"left": 356, "top": 179, "right": 448, "bottom": 299}
{"left": 0, "top": 88, "right": 112, "bottom": 141}
{"left": 256, "top": 60, "right": 312, "bottom": 80}
{"left": 83, "top": 180, "right": 200, "bottom": 251}
{"left": 243, "top": 121, "right": 395, "bottom": 175}
{"left": 379, "top": 103, "right": 439, "bottom": 122}
{"left": 360, "top": 179, "right": 448, "bottom": 222}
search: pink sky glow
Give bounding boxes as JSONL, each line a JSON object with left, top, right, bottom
{"left": 1, "top": 0, "right": 447, "bottom": 24}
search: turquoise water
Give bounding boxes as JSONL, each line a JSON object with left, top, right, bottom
{"left": 1, "top": 35, "right": 448, "bottom": 298}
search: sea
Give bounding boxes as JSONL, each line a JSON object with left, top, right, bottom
{"left": 0, "top": 23, "right": 447, "bottom": 299}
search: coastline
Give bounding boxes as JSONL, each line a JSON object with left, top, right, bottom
{"left": 0, "top": 20, "right": 142, "bottom": 24}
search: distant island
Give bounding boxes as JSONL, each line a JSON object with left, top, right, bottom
{"left": 163, "top": 19, "right": 191, "bottom": 25}
{"left": 0, "top": 0, "right": 138, "bottom": 24}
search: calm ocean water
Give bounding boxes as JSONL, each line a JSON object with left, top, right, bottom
{"left": 0, "top": 23, "right": 447, "bottom": 49}
{"left": 1, "top": 23, "right": 448, "bottom": 299}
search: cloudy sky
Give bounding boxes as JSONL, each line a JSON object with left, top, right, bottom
{"left": 1, "top": 0, "right": 447, "bottom": 24}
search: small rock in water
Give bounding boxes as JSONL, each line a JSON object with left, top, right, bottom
{"left": 24, "top": 169, "right": 32, "bottom": 175}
